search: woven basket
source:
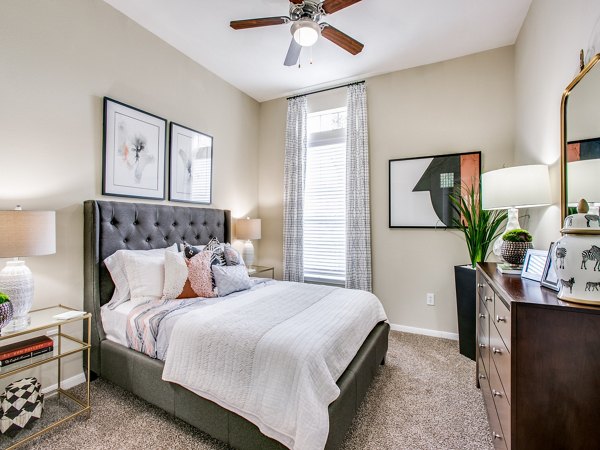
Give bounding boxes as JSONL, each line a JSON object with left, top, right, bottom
{"left": 501, "top": 241, "right": 533, "bottom": 265}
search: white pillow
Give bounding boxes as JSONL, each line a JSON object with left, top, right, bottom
{"left": 122, "top": 252, "right": 166, "bottom": 304}
{"left": 162, "top": 251, "right": 189, "bottom": 300}
{"left": 104, "top": 244, "right": 177, "bottom": 309}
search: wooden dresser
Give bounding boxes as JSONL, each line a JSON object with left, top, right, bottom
{"left": 476, "top": 262, "right": 600, "bottom": 450}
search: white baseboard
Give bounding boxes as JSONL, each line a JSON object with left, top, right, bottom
{"left": 389, "top": 323, "right": 459, "bottom": 341}
{"left": 41, "top": 372, "right": 86, "bottom": 395}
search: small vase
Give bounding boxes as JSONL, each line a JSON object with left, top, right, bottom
{"left": 0, "top": 301, "right": 14, "bottom": 329}
{"left": 501, "top": 241, "right": 533, "bottom": 265}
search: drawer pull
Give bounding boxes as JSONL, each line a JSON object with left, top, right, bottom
{"left": 492, "top": 389, "right": 503, "bottom": 397}
{"left": 492, "top": 347, "right": 502, "bottom": 354}
{"left": 485, "top": 296, "right": 493, "bottom": 302}
{"left": 492, "top": 432, "right": 503, "bottom": 440}
{"left": 477, "top": 283, "right": 484, "bottom": 288}
{"left": 478, "top": 374, "right": 486, "bottom": 380}
{"left": 479, "top": 343, "right": 486, "bottom": 348}
{"left": 496, "top": 315, "right": 507, "bottom": 323}
{"left": 479, "top": 313, "right": 486, "bottom": 319}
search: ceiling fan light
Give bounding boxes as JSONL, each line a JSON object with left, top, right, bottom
{"left": 291, "top": 20, "right": 320, "bottom": 47}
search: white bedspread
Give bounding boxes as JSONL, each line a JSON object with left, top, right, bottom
{"left": 162, "top": 282, "right": 387, "bottom": 450}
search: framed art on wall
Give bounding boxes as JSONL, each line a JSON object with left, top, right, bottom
{"left": 389, "top": 151, "right": 481, "bottom": 228}
{"left": 102, "top": 97, "right": 166, "bottom": 200}
{"left": 169, "top": 122, "right": 213, "bottom": 204}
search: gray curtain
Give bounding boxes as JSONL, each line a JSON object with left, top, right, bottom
{"left": 283, "top": 96, "right": 308, "bottom": 282}
{"left": 345, "top": 83, "right": 372, "bottom": 291}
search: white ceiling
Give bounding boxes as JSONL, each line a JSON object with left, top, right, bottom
{"left": 103, "top": 0, "right": 532, "bottom": 102}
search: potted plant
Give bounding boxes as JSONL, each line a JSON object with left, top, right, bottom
{"left": 500, "top": 229, "right": 533, "bottom": 265}
{"left": 450, "top": 184, "right": 507, "bottom": 360}
{"left": 0, "top": 293, "right": 13, "bottom": 330}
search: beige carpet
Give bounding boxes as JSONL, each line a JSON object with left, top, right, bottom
{"left": 19, "top": 331, "right": 492, "bottom": 450}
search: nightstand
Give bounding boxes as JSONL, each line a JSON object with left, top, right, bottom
{"left": 247, "top": 265, "right": 274, "bottom": 278}
{"left": 0, "top": 305, "right": 91, "bottom": 449}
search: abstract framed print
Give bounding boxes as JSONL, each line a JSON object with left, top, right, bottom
{"left": 168, "top": 123, "right": 213, "bottom": 204}
{"left": 102, "top": 97, "right": 166, "bottom": 200}
{"left": 389, "top": 151, "right": 481, "bottom": 228}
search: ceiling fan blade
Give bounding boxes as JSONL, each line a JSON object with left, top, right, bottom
{"left": 321, "top": 24, "right": 364, "bottom": 55}
{"left": 230, "top": 16, "right": 289, "bottom": 30}
{"left": 322, "top": 0, "right": 362, "bottom": 14}
{"left": 284, "top": 38, "right": 302, "bottom": 66}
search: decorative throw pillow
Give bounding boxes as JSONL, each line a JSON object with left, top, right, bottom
{"left": 162, "top": 251, "right": 216, "bottom": 299}
{"left": 182, "top": 243, "right": 205, "bottom": 259}
{"left": 204, "top": 237, "right": 226, "bottom": 266}
{"left": 187, "top": 252, "right": 217, "bottom": 298}
{"left": 223, "top": 244, "right": 245, "bottom": 266}
{"left": 121, "top": 252, "right": 166, "bottom": 304}
{"left": 212, "top": 265, "right": 252, "bottom": 297}
{"left": 104, "top": 244, "right": 177, "bottom": 309}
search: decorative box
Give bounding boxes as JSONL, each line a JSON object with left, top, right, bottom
{"left": 553, "top": 201, "right": 600, "bottom": 304}
{"left": 0, "top": 377, "right": 44, "bottom": 436}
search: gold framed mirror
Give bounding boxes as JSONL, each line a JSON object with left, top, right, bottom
{"left": 560, "top": 52, "right": 600, "bottom": 221}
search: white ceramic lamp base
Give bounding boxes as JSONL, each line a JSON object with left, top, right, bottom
{"left": 0, "top": 260, "right": 33, "bottom": 332}
{"left": 242, "top": 240, "right": 255, "bottom": 267}
{"left": 493, "top": 207, "right": 521, "bottom": 260}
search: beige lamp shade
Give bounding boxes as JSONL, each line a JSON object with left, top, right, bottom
{"left": 567, "top": 159, "right": 600, "bottom": 204}
{"left": 236, "top": 218, "right": 261, "bottom": 240}
{"left": 0, "top": 211, "right": 56, "bottom": 257}
{"left": 482, "top": 165, "right": 552, "bottom": 210}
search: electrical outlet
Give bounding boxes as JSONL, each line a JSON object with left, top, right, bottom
{"left": 426, "top": 293, "right": 435, "bottom": 306}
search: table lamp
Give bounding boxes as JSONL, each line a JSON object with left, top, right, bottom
{"left": 482, "top": 165, "right": 551, "bottom": 258}
{"left": 567, "top": 159, "right": 600, "bottom": 213}
{"left": 236, "top": 217, "right": 261, "bottom": 267}
{"left": 0, "top": 207, "right": 56, "bottom": 331}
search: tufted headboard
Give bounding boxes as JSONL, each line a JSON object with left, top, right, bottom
{"left": 83, "top": 200, "right": 231, "bottom": 374}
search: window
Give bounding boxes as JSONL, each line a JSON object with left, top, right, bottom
{"left": 303, "top": 108, "right": 347, "bottom": 285}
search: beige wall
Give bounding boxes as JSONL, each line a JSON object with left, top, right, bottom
{"left": 513, "top": 0, "right": 600, "bottom": 248}
{"left": 0, "top": 0, "right": 259, "bottom": 381}
{"left": 258, "top": 47, "right": 515, "bottom": 334}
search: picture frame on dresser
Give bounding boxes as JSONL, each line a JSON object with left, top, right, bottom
{"left": 102, "top": 97, "right": 167, "bottom": 200}
{"left": 541, "top": 242, "right": 560, "bottom": 291}
{"left": 168, "top": 122, "right": 213, "bottom": 204}
{"left": 521, "top": 249, "right": 548, "bottom": 282}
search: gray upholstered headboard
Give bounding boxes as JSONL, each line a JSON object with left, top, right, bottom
{"left": 83, "top": 200, "right": 231, "bottom": 374}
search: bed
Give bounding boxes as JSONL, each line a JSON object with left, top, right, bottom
{"left": 83, "top": 200, "right": 389, "bottom": 450}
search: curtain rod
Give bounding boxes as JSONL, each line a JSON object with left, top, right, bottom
{"left": 286, "top": 80, "right": 365, "bottom": 100}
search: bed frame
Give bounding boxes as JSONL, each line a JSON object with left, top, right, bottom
{"left": 83, "top": 200, "right": 389, "bottom": 450}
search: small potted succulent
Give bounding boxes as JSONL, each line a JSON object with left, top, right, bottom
{"left": 501, "top": 229, "right": 533, "bottom": 265}
{"left": 0, "top": 293, "right": 13, "bottom": 330}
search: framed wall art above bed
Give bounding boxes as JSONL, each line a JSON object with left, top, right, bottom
{"left": 102, "top": 97, "right": 166, "bottom": 200}
{"left": 389, "top": 151, "right": 481, "bottom": 228}
{"left": 169, "top": 122, "right": 213, "bottom": 204}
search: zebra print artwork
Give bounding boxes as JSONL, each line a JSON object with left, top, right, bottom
{"left": 585, "top": 281, "right": 600, "bottom": 291}
{"left": 581, "top": 245, "right": 600, "bottom": 271}
{"left": 585, "top": 215, "right": 600, "bottom": 227}
{"left": 561, "top": 277, "right": 575, "bottom": 294}
{"left": 556, "top": 246, "right": 567, "bottom": 269}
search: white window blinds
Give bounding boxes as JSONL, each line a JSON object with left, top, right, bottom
{"left": 303, "top": 108, "right": 347, "bottom": 284}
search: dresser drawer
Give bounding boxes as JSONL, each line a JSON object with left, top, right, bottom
{"left": 494, "top": 296, "right": 511, "bottom": 352}
{"left": 478, "top": 297, "right": 490, "bottom": 374}
{"left": 477, "top": 276, "right": 494, "bottom": 310}
{"left": 490, "top": 359, "right": 511, "bottom": 450}
{"left": 480, "top": 369, "right": 508, "bottom": 450}
{"left": 477, "top": 348, "right": 489, "bottom": 386}
{"left": 490, "top": 323, "right": 511, "bottom": 404}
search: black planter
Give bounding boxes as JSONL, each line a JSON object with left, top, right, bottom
{"left": 454, "top": 265, "right": 476, "bottom": 361}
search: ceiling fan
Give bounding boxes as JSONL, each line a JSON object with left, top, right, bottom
{"left": 230, "top": 0, "right": 364, "bottom": 66}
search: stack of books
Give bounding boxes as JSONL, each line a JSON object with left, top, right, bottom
{"left": 0, "top": 336, "right": 54, "bottom": 370}
{"left": 497, "top": 263, "right": 523, "bottom": 275}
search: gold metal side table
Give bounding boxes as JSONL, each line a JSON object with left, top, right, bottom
{"left": 0, "top": 305, "right": 91, "bottom": 449}
{"left": 247, "top": 265, "right": 275, "bottom": 278}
